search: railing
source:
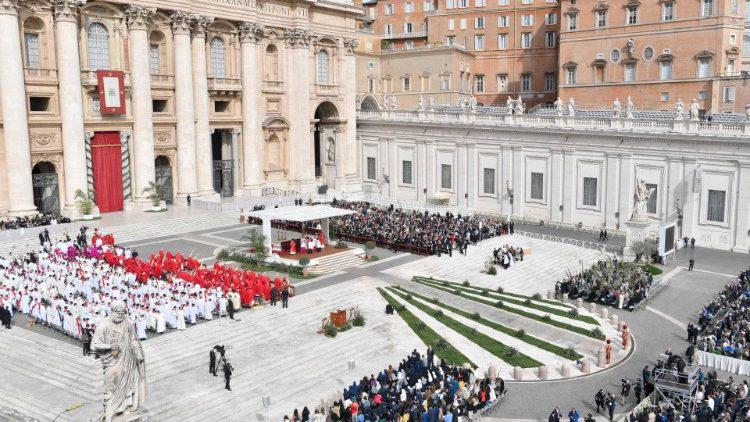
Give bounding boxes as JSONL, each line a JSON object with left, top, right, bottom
{"left": 361, "top": 192, "right": 475, "bottom": 216}
{"left": 381, "top": 31, "right": 428, "bottom": 40}
{"left": 261, "top": 187, "right": 301, "bottom": 197}
{"left": 0, "top": 221, "right": 94, "bottom": 245}
{"left": 150, "top": 74, "right": 174, "bottom": 84}
{"left": 80, "top": 69, "right": 130, "bottom": 86}
{"left": 316, "top": 83, "right": 338, "bottom": 95}
{"left": 515, "top": 230, "right": 608, "bottom": 253}
{"left": 263, "top": 80, "right": 284, "bottom": 90}
{"left": 24, "top": 68, "right": 58, "bottom": 80}
{"left": 356, "top": 110, "right": 750, "bottom": 137}
{"left": 207, "top": 76, "right": 242, "bottom": 90}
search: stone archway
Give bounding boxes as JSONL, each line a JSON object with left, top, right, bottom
{"left": 32, "top": 161, "right": 60, "bottom": 214}
{"left": 154, "top": 155, "right": 173, "bottom": 204}
{"left": 313, "top": 101, "right": 339, "bottom": 182}
{"left": 360, "top": 95, "right": 380, "bottom": 112}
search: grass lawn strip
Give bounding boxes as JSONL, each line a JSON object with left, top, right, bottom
{"left": 393, "top": 286, "right": 583, "bottom": 361}
{"left": 376, "top": 288, "right": 475, "bottom": 368}
{"left": 414, "top": 276, "right": 569, "bottom": 307}
{"left": 413, "top": 277, "right": 599, "bottom": 326}
{"left": 407, "top": 280, "right": 604, "bottom": 340}
{"left": 385, "top": 287, "right": 542, "bottom": 368}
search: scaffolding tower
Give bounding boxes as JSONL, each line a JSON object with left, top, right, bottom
{"left": 652, "top": 365, "right": 700, "bottom": 412}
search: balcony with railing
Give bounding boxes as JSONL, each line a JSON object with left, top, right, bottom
{"left": 24, "top": 68, "right": 58, "bottom": 83}
{"left": 81, "top": 69, "right": 130, "bottom": 87}
{"left": 150, "top": 73, "right": 174, "bottom": 87}
{"left": 316, "top": 83, "right": 338, "bottom": 96}
{"left": 262, "top": 80, "right": 284, "bottom": 91}
{"left": 356, "top": 109, "right": 750, "bottom": 137}
{"left": 207, "top": 76, "right": 242, "bottom": 93}
{"left": 382, "top": 31, "right": 428, "bottom": 40}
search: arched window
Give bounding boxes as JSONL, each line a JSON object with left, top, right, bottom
{"left": 149, "top": 31, "right": 165, "bottom": 75}
{"left": 209, "top": 36, "right": 226, "bottom": 77}
{"left": 317, "top": 50, "right": 329, "bottom": 84}
{"left": 265, "top": 44, "right": 279, "bottom": 80}
{"left": 87, "top": 22, "right": 110, "bottom": 70}
{"left": 23, "top": 17, "right": 44, "bottom": 69}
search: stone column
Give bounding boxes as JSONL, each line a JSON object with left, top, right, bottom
{"left": 171, "top": 11, "right": 197, "bottom": 198}
{"left": 191, "top": 15, "right": 216, "bottom": 197}
{"left": 284, "top": 28, "right": 314, "bottom": 192}
{"left": 126, "top": 5, "right": 157, "bottom": 204}
{"left": 0, "top": 0, "right": 36, "bottom": 215}
{"left": 341, "top": 38, "right": 359, "bottom": 191}
{"left": 604, "top": 153, "right": 620, "bottom": 229}
{"left": 732, "top": 163, "right": 750, "bottom": 251}
{"left": 239, "top": 21, "right": 264, "bottom": 194}
{"left": 54, "top": 0, "right": 87, "bottom": 215}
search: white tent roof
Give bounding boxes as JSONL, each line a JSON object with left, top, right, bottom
{"left": 245, "top": 204, "right": 356, "bottom": 222}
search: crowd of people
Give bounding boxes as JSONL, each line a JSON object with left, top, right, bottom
{"left": 491, "top": 245, "right": 524, "bottom": 269}
{"left": 555, "top": 259, "right": 654, "bottom": 311}
{"left": 288, "top": 348, "right": 505, "bottom": 421}
{"left": 331, "top": 200, "right": 511, "bottom": 256}
{"left": 0, "top": 231, "right": 292, "bottom": 343}
{"left": 0, "top": 213, "right": 71, "bottom": 231}
{"left": 694, "top": 268, "right": 750, "bottom": 360}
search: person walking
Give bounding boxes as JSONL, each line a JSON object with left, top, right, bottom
{"left": 690, "top": 237, "right": 695, "bottom": 249}
{"left": 227, "top": 296, "right": 235, "bottom": 320}
{"left": 606, "top": 393, "right": 616, "bottom": 421}
{"left": 548, "top": 406, "right": 562, "bottom": 422}
{"left": 223, "top": 361, "right": 233, "bottom": 391}
{"left": 281, "top": 285, "right": 289, "bottom": 309}
{"left": 689, "top": 257, "right": 695, "bottom": 271}
{"left": 209, "top": 348, "right": 217, "bottom": 376}
{"left": 270, "top": 286, "right": 278, "bottom": 307}
{"left": 634, "top": 380, "right": 642, "bottom": 403}
{"left": 594, "top": 389, "right": 606, "bottom": 413}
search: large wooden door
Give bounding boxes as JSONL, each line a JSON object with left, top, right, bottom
{"left": 91, "top": 131, "right": 124, "bottom": 213}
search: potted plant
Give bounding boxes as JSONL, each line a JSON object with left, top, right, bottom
{"left": 364, "top": 240, "right": 376, "bottom": 260}
{"left": 142, "top": 181, "right": 165, "bottom": 211}
{"left": 299, "top": 256, "right": 311, "bottom": 277}
{"left": 74, "top": 189, "right": 95, "bottom": 220}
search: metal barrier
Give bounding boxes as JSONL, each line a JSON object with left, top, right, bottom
{"left": 515, "top": 230, "right": 608, "bottom": 253}
{"left": 361, "top": 192, "right": 475, "bottom": 216}
{"left": 0, "top": 221, "right": 94, "bottom": 244}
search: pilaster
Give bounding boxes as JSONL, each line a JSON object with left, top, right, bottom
{"left": 171, "top": 11, "right": 198, "bottom": 198}
{"left": 190, "top": 15, "right": 217, "bottom": 197}
{"left": 239, "top": 21, "right": 264, "bottom": 194}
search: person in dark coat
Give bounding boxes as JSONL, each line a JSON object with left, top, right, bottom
{"left": 227, "top": 298, "right": 235, "bottom": 320}
{"left": 548, "top": 406, "right": 562, "bottom": 422}
{"left": 0, "top": 307, "right": 9, "bottom": 329}
{"left": 270, "top": 286, "right": 278, "bottom": 306}
{"left": 209, "top": 348, "right": 217, "bottom": 376}
{"left": 281, "top": 286, "right": 289, "bottom": 308}
{"left": 223, "top": 361, "right": 233, "bottom": 391}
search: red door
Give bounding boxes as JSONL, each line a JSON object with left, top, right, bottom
{"left": 91, "top": 131, "right": 124, "bottom": 213}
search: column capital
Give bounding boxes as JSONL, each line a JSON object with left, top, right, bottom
{"left": 125, "top": 5, "right": 155, "bottom": 31}
{"left": 170, "top": 10, "right": 192, "bottom": 35}
{"left": 343, "top": 37, "right": 359, "bottom": 54}
{"left": 0, "top": 0, "right": 20, "bottom": 16}
{"left": 53, "top": 0, "right": 85, "bottom": 22}
{"left": 239, "top": 21, "right": 264, "bottom": 43}
{"left": 190, "top": 14, "right": 213, "bottom": 37}
{"left": 283, "top": 28, "right": 311, "bottom": 48}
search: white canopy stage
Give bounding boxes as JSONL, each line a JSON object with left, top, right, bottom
{"left": 245, "top": 205, "right": 357, "bottom": 256}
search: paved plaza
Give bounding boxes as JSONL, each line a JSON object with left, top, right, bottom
{"left": 0, "top": 207, "right": 749, "bottom": 421}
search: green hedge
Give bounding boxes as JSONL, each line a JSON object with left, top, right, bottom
{"left": 217, "top": 249, "right": 310, "bottom": 278}
{"left": 639, "top": 264, "right": 663, "bottom": 276}
{"left": 393, "top": 286, "right": 582, "bottom": 361}
{"left": 377, "top": 288, "right": 475, "bottom": 368}
{"left": 386, "top": 287, "right": 541, "bottom": 368}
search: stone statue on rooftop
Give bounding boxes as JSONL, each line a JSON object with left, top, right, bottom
{"left": 567, "top": 98, "right": 576, "bottom": 117}
{"left": 91, "top": 300, "right": 146, "bottom": 422}
{"left": 554, "top": 97, "right": 564, "bottom": 116}
{"left": 505, "top": 97, "right": 514, "bottom": 114}
{"left": 514, "top": 96, "right": 524, "bottom": 115}
{"left": 381, "top": 94, "right": 389, "bottom": 110}
{"left": 470, "top": 96, "right": 478, "bottom": 112}
{"left": 389, "top": 95, "right": 397, "bottom": 110}
{"left": 674, "top": 99, "right": 685, "bottom": 120}
{"left": 625, "top": 96, "right": 634, "bottom": 119}
{"left": 613, "top": 98, "right": 622, "bottom": 117}
{"left": 690, "top": 99, "right": 700, "bottom": 121}
{"left": 429, "top": 96, "right": 436, "bottom": 111}
{"left": 417, "top": 95, "right": 426, "bottom": 112}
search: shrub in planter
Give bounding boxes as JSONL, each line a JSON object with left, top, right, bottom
{"left": 352, "top": 313, "right": 365, "bottom": 327}
{"left": 506, "top": 346, "right": 518, "bottom": 358}
{"left": 433, "top": 338, "right": 449, "bottom": 352}
{"left": 396, "top": 304, "right": 407, "bottom": 312}
{"left": 591, "top": 327, "right": 604, "bottom": 340}
{"left": 452, "top": 289, "right": 461, "bottom": 296}
{"left": 364, "top": 241, "right": 376, "bottom": 258}
{"left": 298, "top": 257, "right": 311, "bottom": 268}
{"left": 335, "top": 240, "right": 348, "bottom": 249}
{"left": 462, "top": 280, "right": 471, "bottom": 287}
{"left": 487, "top": 265, "right": 497, "bottom": 276}
{"left": 568, "top": 308, "right": 580, "bottom": 318}
{"left": 541, "top": 314, "right": 552, "bottom": 322}
{"left": 432, "top": 297, "right": 440, "bottom": 304}
{"left": 532, "top": 293, "right": 542, "bottom": 301}
{"left": 496, "top": 287, "right": 504, "bottom": 294}
{"left": 434, "top": 309, "right": 444, "bottom": 318}
{"left": 416, "top": 322, "right": 427, "bottom": 330}
{"left": 471, "top": 312, "right": 481, "bottom": 320}
{"left": 469, "top": 328, "right": 478, "bottom": 337}
{"left": 323, "top": 323, "right": 338, "bottom": 338}
{"left": 338, "top": 323, "right": 352, "bottom": 332}
{"left": 515, "top": 329, "right": 526, "bottom": 338}
{"left": 495, "top": 300, "right": 504, "bottom": 308}
{"left": 481, "top": 288, "right": 490, "bottom": 296}
{"left": 564, "top": 346, "right": 577, "bottom": 359}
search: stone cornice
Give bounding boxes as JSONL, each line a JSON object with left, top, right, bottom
{"left": 170, "top": 10, "right": 192, "bottom": 35}
{"left": 53, "top": 0, "right": 85, "bottom": 22}
{"left": 190, "top": 14, "right": 213, "bottom": 37}
{"left": 239, "top": 21, "right": 264, "bottom": 43}
{"left": 125, "top": 5, "right": 155, "bottom": 31}
{"left": 0, "top": 0, "right": 20, "bottom": 16}
{"left": 283, "top": 28, "right": 311, "bottom": 48}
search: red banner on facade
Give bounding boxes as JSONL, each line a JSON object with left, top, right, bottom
{"left": 96, "top": 70, "right": 126, "bottom": 115}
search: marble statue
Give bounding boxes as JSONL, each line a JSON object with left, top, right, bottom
{"left": 745, "top": 104, "right": 750, "bottom": 119}
{"left": 389, "top": 95, "right": 398, "bottom": 110}
{"left": 470, "top": 96, "right": 478, "bottom": 112}
{"left": 674, "top": 99, "right": 685, "bottom": 119}
{"left": 631, "top": 178, "right": 656, "bottom": 221}
{"left": 613, "top": 98, "right": 622, "bottom": 117}
{"left": 567, "top": 97, "right": 576, "bottom": 117}
{"left": 690, "top": 99, "right": 700, "bottom": 121}
{"left": 625, "top": 96, "right": 634, "bottom": 118}
{"left": 381, "top": 94, "right": 389, "bottom": 110}
{"left": 417, "top": 95, "right": 426, "bottom": 112}
{"left": 428, "top": 96, "right": 436, "bottom": 111}
{"left": 554, "top": 97, "right": 563, "bottom": 116}
{"left": 513, "top": 96, "right": 524, "bottom": 115}
{"left": 506, "top": 179, "right": 513, "bottom": 198}
{"left": 458, "top": 97, "right": 467, "bottom": 110}
{"left": 327, "top": 138, "right": 336, "bottom": 163}
{"left": 626, "top": 38, "right": 635, "bottom": 56}
{"left": 505, "top": 97, "right": 514, "bottom": 114}
{"left": 91, "top": 301, "right": 146, "bottom": 422}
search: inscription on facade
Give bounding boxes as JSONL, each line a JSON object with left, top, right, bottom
{"left": 207, "top": 0, "right": 307, "bottom": 17}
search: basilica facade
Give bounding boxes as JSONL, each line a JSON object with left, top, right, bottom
{"left": 0, "top": 0, "right": 361, "bottom": 216}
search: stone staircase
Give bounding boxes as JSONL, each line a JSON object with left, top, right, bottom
{"left": 307, "top": 248, "right": 366, "bottom": 275}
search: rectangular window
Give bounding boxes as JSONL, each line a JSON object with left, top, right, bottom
{"left": 702, "top": 0, "right": 713, "bottom": 16}
{"left": 460, "top": 18, "right": 467, "bottom": 29}
{"left": 646, "top": 184, "right": 657, "bottom": 214}
{"left": 521, "top": 32, "right": 532, "bottom": 48}
{"left": 475, "top": 17, "right": 485, "bottom": 28}
{"left": 521, "top": 0, "right": 532, "bottom": 4}
{"left": 424, "top": 0, "right": 433, "bottom": 11}
{"left": 530, "top": 172, "right": 544, "bottom": 200}
{"left": 404, "top": 22, "right": 413, "bottom": 33}
{"left": 441, "top": 164, "right": 452, "bottom": 189}
{"left": 497, "top": 73, "right": 508, "bottom": 92}
{"left": 475, "top": 0, "right": 486, "bottom": 6}
{"left": 746, "top": 0, "right": 750, "bottom": 21}
{"left": 474, "top": 34, "right": 485, "bottom": 50}
{"left": 568, "top": 14, "right": 577, "bottom": 30}
{"left": 446, "top": 35, "right": 456, "bottom": 45}
{"left": 405, "top": 40, "right": 414, "bottom": 50}
{"left": 707, "top": 190, "right": 726, "bottom": 222}
{"left": 724, "top": 86, "right": 736, "bottom": 102}
{"left": 403, "top": 77, "right": 411, "bottom": 91}
{"left": 698, "top": 90, "right": 708, "bottom": 100}
{"left": 385, "top": 4, "right": 394, "bottom": 14}
{"left": 626, "top": 6, "right": 638, "bottom": 24}
{"left": 660, "top": 61, "right": 672, "bottom": 80}
{"left": 596, "top": 10, "right": 607, "bottom": 27}
{"left": 727, "top": 59, "right": 736, "bottom": 75}
{"left": 28, "top": 96, "right": 50, "bottom": 112}
{"left": 475, "top": 75, "right": 485, "bottom": 92}
{"left": 447, "top": 0, "right": 455, "bottom": 8}
{"left": 595, "top": 66, "right": 605, "bottom": 83}
{"left": 698, "top": 57, "right": 711, "bottom": 77}
{"left": 498, "top": 16, "right": 509, "bottom": 27}
{"left": 545, "top": 31, "right": 556, "bottom": 47}
{"left": 522, "top": 14, "right": 533, "bottom": 26}
{"left": 402, "top": 160, "right": 413, "bottom": 184}
{"left": 521, "top": 73, "right": 532, "bottom": 91}
{"left": 498, "top": 0, "right": 509, "bottom": 5}
{"left": 384, "top": 24, "right": 393, "bottom": 35}
{"left": 448, "top": 19, "right": 455, "bottom": 30}
{"left": 367, "top": 157, "right": 376, "bottom": 180}
{"left": 545, "top": 72, "right": 556, "bottom": 90}
{"left": 441, "top": 76, "right": 450, "bottom": 90}
{"left": 743, "top": 35, "right": 750, "bottom": 57}
{"left": 497, "top": 33, "right": 508, "bottom": 49}
{"left": 661, "top": 92, "right": 670, "bottom": 101}
{"left": 404, "top": 2, "right": 413, "bottom": 12}
{"left": 545, "top": 13, "right": 558, "bottom": 24}
{"left": 662, "top": 2, "right": 674, "bottom": 20}
{"left": 624, "top": 63, "right": 636, "bottom": 81}
{"left": 459, "top": 0, "right": 468, "bottom": 7}
{"left": 566, "top": 68, "right": 576, "bottom": 84}
{"left": 583, "top": 177, "right": 597, "bottom": 206}
{"left": 24, "top": 33, "right": 40, "bottom": 69}
{"left": 368, "top": 78, "right": 375, "bottom": 93}
{"left": 483, "top": 168, "right": 496, "bottom": 194}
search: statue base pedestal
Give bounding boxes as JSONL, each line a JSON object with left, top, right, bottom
{"left": 623, "top": 219, "right": 651, "bottom": 262}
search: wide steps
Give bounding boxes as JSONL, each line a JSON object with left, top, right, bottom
{"left": 307, "top": 249, "right": 365, "bottom": 274}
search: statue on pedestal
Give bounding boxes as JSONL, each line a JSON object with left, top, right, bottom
{"left": 355, "top": 94, "right": 362, "bottom": 111}
{"left": 674, "top": 99, "right": 685, "bottom": 120}
{"left": 381, "top": 94, "right": 389, "bottom": 110}
{"left": 389, "top": 95, "right": 398, "bottom": 111}
{"left": 470, "top": 96, "right": 478, "bottom": 112}
{"left": 327, "top": 138, "right": 336, "bottom": 163}
{"left": 690, "top": 99, "right": 700, "bottom": 121}
{"left": 417, "top": 95, "right": 426, "bottom": 112}
{"left": 554, "top": 97, "right": 564, "bottom": 116}
{"left": 613, "top": 98, "right": 622, "bottom": 117}
{"left": 625, "top": 96, "right": 634, "bottom": 119}
{"left": 626, "top": 38, "right": 635, "bottom": 56}
{"left": 567, "top": 98, "right": 576, "bottom": 117}
{"left": 428, "top": 96, "right": 436, "bottom": 111}
{"left": 513, "top": 96, "right": 524, "bottom": 115}
{"left": 91, "top": 301, "right": 146, "bottom": 422}
{"left": 505, "top": 97, "right": 514, "bottom": 114}
{"left": 631, "top": 178, "right": 655, "bottom": 222}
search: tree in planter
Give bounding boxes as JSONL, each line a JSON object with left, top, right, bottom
{"left": 242, "top": 230, "right": 268, "bottom": 261}
{"left": 629, "top": 241, "right": 651, "bottom": 263}
{"left": 74, "top": 189, "right": 94, "bottom": 217}
{"left": 364, "top": 241, "right": 376, "bottom": 260}
{"left": 142, "top": 181, "right": 164, "bottom": 209}
{"left": 299, "top": 256, "right": 311, "bottom": 276}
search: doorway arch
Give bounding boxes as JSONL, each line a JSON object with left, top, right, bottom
{"left": 32, "top": 161, "right": 60, "bottom": 214}
{"left": 360, "top": 95, "right": 380, "bottom": 112}
{"left": 154, "top": 155, "right": 173, "bottom": 204}
{"left": 313, "top": 101, "right": 339, "bottom": 178}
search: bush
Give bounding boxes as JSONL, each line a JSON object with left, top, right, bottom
{"left": 591, "top": 327, "right": 604, "bottom": 340}
{"left": 532, "top": 293, "right": 542, "bottom": 300}
{"left": 541, "top": 314, "right": 552, "bottom": 322}
{"left": 462, "top": 280, "right": 471, "bottom": 287}
{"left": 452, "top": 289, "right": 461, "bottom": 296}
{"left": 487, "top": 265, "right": 497, "bottom": 276}
{"left": 338, "top": 323, "right": 352, "bottom": 332}
{"left": 506, "top": 346, "right": 518, "bottom": 358}
{"left": 471, "top": 312, "right": 481, "bottom": 320}
{"left": 442, "top": 281, "right": 450, "bottom": 287}
{"left": 416, "top": 322, "right": 427, "bottom": 330}
{"left": 369, "top": 255, "right": 380, "bottom": 262}
{"left": 432, "top": 297, "right": 440, "bottom": 304}
{"left": 323, "top": 323, "right": 338, "bottom": 338}
{"left": 481, "top": 288, "right": 490, "bottom": 296}
{"left": 469, "top": 327, "right": 478, "bottom": 337}
{"left": 564, "top": 346, "right": 577, "bottom": 359}
{"left": 524, "top": 298, "right": 533, "bottom": 305}
{"left": 364, "top": 240, "right": 376, "bottom": 252}
{"left": 352, "top": 313, "right": 365, "bottom": 327}
{"left": 568, "top": 308, "right": 580, "bottom": 318}
{"left": 396, "top": 304, "right": 407, "bottom": 312}
{"left": 434, "top": 309, "right": 444, "bottom": 318}
{"left": 298, "top": 257, "right": 311, "bottom": 267}
{"left": 496, "top": 287, "right": 504, "bottom": 294}
{"left": 405, "top": 294, "right": 413, "bottom": 301}
{"left": 515, "top": 329, "right": 526, "bottom": 338}
{"left": 495, "top": 300, "right": 504, "bottom": 308}
{"left": 335, "top": 240, "right": 348, "bottom": 249}
{"left": 433, "top": 338, "right": 449, "bottom": 352}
